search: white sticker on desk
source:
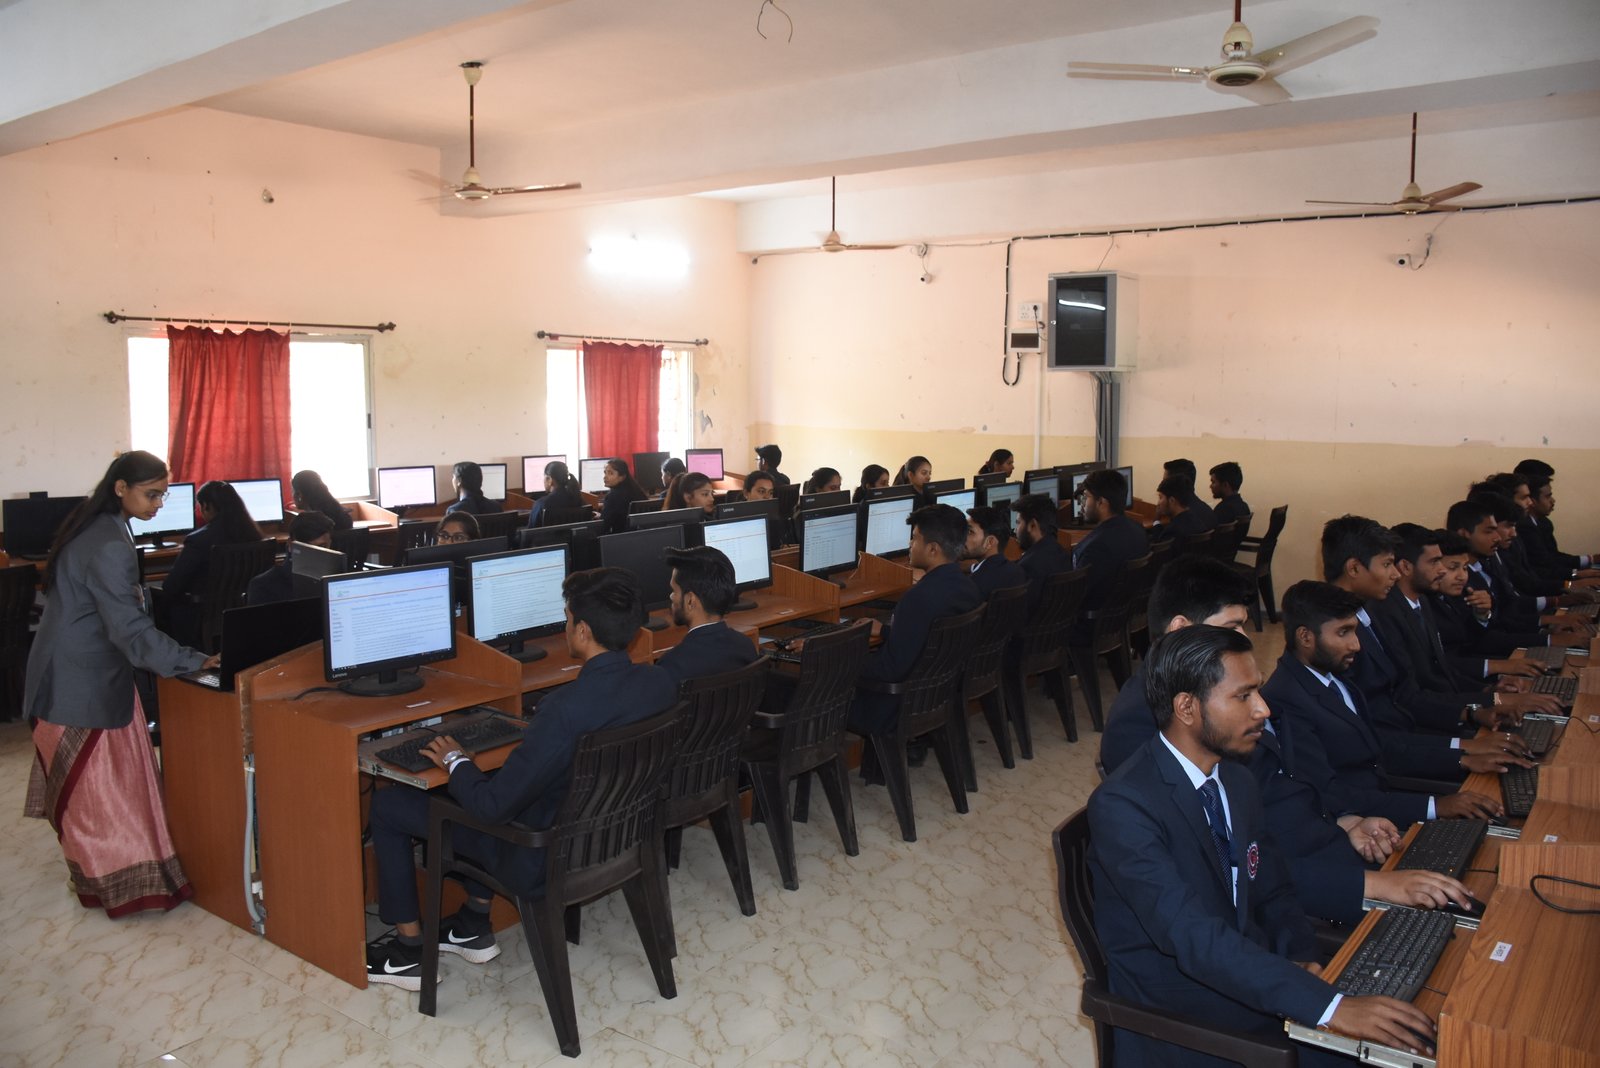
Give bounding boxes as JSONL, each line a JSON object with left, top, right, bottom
{"left": 1490, "top": 942, "right": 1513, "bottom": 963}
{"left": 1544, "top": 834, "right": 1560, "bottom": 843}
{"left": 1589, "top": 714, "right": 1599, "bottom": 724}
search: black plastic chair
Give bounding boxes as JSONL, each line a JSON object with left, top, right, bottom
{"left": 958, "top": 584, "right": 1030, "bottom": 782}
{"left": 397, "top": 520, "right": 433, "bottom": 555}
{"left": 1215, "top": 514, "right": 1252, "bottom": 561}
{"left": 1126, "top": 539, "right": 1171, "bottom": 660}
{"left": 1235, "top": 505, "right": 1288, "bottom": 631}
{"left": 1052, "top": 809, "right": 1300, "bottom": 1067}
{"left": 197, "top": 540, "right": 278, "bottom": 653}
{"left": 330, "top": 526, "right": 370, "bottom": 569}
{"left": 0, "top": 564, "right": 38, "bottom": 721}
{"left": 1068, "top": 555, "right": 1149, "bottom": 733}
{"left": 543, "top": 505, "right": 594, "bottom": 528}
{"left": 475, "top": 510, "right": 526, "bottom": 542}
{"left": 419, "top": 703, "right": 685, "bottom": 1059}
{"left": 852, "top": 604, "right": 985, "bottom": 842}
{"left": 1175, "top": 527, "right": 1215, "bottom": 560}
{"left": 744, "top": 620, "right": 871, "bottom": 891}
{"left": 1004, "top": 568, "right": 1090, "bottom": 754}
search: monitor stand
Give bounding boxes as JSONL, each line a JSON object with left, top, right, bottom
{"left": 339, "top": 669, "right": 425, "bottom": 697}
{"left": 500, "top": 640, "right": 548, "bottom": 664}
{"left": 643, "top": 611, "right": 669, "bottom": 632}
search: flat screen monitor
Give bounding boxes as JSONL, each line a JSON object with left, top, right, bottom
{"left": 521, "top": 454, "right": 566, "bottom": 494}
{"left": 934, "top": 488, "right": 976, "bottom": 515}
{"left": 632, "top": 451, "right": 670, "bottom": 495}
{"left": 578, "top": 458, "right": 611, "bottom": 494}
{"left": 925, "top": 478, "right": 965, "bottom": 495}
{"left": 476, "top": 463, "right": 507, "bottom": 501}
{"left": 775, "top": 482, "right": 802, "bottom": 521}
{"left": 1070, "top": 471, "right": 1094, "bottom": 522}
{"left": 1116, "top": 465, "right": 1135, "bottom": 508}
{"left": 1024, "top": 474, "right": 1058, "bottom": 505}
{"left": 629, "top": 497, "right": 664, "bottom": 514}
{"left": 232, "top": 479, "right": 286, "bottom": 524}
{"left": 289, "top": 540, "right": 348, "bottom": 581}
{"left": 516, "top": 519, "right": 605, "bottom": 571}
{"left": 982, "top": 482, "right": 1022, "bottom": 511}
{"left": 376, "top": 466, "right": 436, "bottom": 510}
{"left": 598, "top": 525, "right": 685, "bottom": 623}
{"left": 211, "top": 598, "right": 323, "bottom": 691}
{"left": 861, "top": 495, "right": 916, "bottom": 558}
{"left": 129, "top": 482, "right": 195, "bottom": 544}
{"left": 714, "top": 498, "right": 781, "bottom": 552}
{"left": 1054, "top": 462, "right": 1097, "bottom": 479}
{"left": 797, "top": 503, "right": 858, "bottom": 579}
{"left": 798, "top": 489, "right": 850, "bottom": 513}
{"left": 629, "top": 506, "right": 704, "bottom": 536}
{"left": 685, "top": 448, "right": 724, "bottom": 481}
{"left": 700, "top": 515, "right": 773, "bottom": 609}
{"left": 1, "top": 495, "right": 85, "bottom": 559}
{"left": 466, "top": 544, "right": 568, "bottom": 663}
{"left": 404, "top": 535, "right": 510, "bottom": 571}
{"left": 973, "top": 471, "right": 1009, "bottom": 490}
{"left": 1022, "top": 467, "right": 1056, "bottom": 483}
{"left": 322, "top": 562, "right": 456, "bottom": 696}
{"left": 862, "top": 484, "right": 916, "bottom": 503}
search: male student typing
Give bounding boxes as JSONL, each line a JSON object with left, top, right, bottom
{"left": 963, "top": 505, "right": 1028, "bottom": 599}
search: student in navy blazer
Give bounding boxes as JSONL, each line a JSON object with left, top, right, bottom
{"left": 1012, "top": 493, "right": 1071, "bottom": 614}
{"left": 961, "top": 505, "right": 1027, "bottom": 600}
{"left": 657, "top": 546, "right": 760, "bottom": 688}
{"left": 1067, "top": 469, "right": 1147, "bottom": 642}
{"left": 1089, "top": 625, "right": 1436, "bottom": 1066}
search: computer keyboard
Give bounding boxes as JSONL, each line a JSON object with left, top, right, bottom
{"left": 1516, "top": 719, "right": 1557, "bottom": 757}
{"left": 1564, "top": 602, "right": 1600, "bottom": 621}
{"left": 1335, "top": 907, "right": 1457, "bottom": 1002}
{"left": 1395, "top": 819, "right": 1488, "bottom": 879}
{"left": 1520, "top": 645, "right": 1580, "bottom": 668}
{"left": 1531, "top": 675, "right": 1577, "bottom": 704}
{"left": 373, "top": 708, "right": 525, "bottom": 773}
{"left": 1500, "top": 764, "right": 1539, "bottom": 818}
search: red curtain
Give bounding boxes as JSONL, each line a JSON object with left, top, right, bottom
{"left": 166, "top": 326, "right": 292, "bottom": 496}
{"left": 582, "top": 341, "right": 661, "bottom": 459}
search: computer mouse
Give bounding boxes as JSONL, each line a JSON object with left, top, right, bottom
{"left": 1440, "top": 897, "right": 1486, "bottom": 919}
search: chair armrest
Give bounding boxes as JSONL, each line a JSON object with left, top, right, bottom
{"left": 854, "top": 677, "right": 905, "bottom": 696}
{"left": 751, "top": 711, "right": 787, "bottom": 728}
{"left": 1081, "top": 982, "right": 1298, "bottom": 1067}
{"left": 1381, "top": 773, "right": 1460, "bottom": 796}
{"left": 427, "top": 795, "right": 550, "bottom": 849}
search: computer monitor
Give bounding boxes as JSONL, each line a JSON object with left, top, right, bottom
{"left": 797, "top": 503, "right": 859, "bottom": 580}
{"left": 465, "top": 545, "right": 568, "bottom": 663}
{"left": 685, "top": 448, "right": 724, "bottom": 481}
{"left": 714, "top": 498, "right": 781, "bottom": 552}
{"left": 798, "top": 489, "right": 850, "bottom": 513}
{"left": 861, "top": 484, "right": 916, "bottom": 503}
{"left": 516, "top": 519, "right": 605, "bottom": 570}
{"left": 403, "top": 536, "right": 512, "bottom": 597}
{"left": 1115, "top": 465, "right": 1134, "bottom": 508}
{"left": 376, "top": 466, "right": 436, "bottom": 511}
{"left": 775, "top": 482, "right": 802, "bottom": 521}
{"left": 521, "top": 454, "right": 566, "bottom": 494}
{"left": 632, "top": 451, "right": 669, "bottom": 495}
{"left": 322, "top": 562, "right": 456, "bottom": 697}
{"left": 700, "top": 515, "right": 774, "bottom": 611}
{"left": 1069, "top": 471, "right": 1094, "bottom": 522}
{"left": 982, "top": 482, "right": 1022, "bottom": 511}
{"left": 973, "top": 471, "right": 1009, "bottom": 490}
{"left": 476, "top": 463, "right": 508, "bottom": 501}
{"left": 577, "top": 458, "right": 611, "bottom": 494}
{"left": 1024, "top": 473, "right": 1058, "bottom": 505}
{"left": 232, "top": 478, "right": 286, "bottom": 524}
{"left": 629, "top": 506, "right": 704, "bottom": 536}
{"left": 208, "top": 598, "right": 323, "bottom": 691}
{"left": 1022, "top": 467, "right": 1056, "bottom": 483}
{"left": 934, "top": 488, "right": 976, "bottom": 515}
{"left": 598, "top": 525, "right": 686, "bottom": 630}
{"left": 0, "top": 495, "right": 85, "bottom": 559}
{"left": 861, "top": 494, "right": 916, "bottom": 558}
{"left": 629, "top": 497, "right": 664, "bottom": 514}
{"left": 925, "top": 478, "right": 965, "bottom": 495}
{"left": 129, "top": 482, "right": 195, "bottom": 545}
{"left": 289, "top": 540, "right": 348, "bottom": 581}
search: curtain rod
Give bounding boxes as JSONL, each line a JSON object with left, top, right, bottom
{"left": 103, "top": 311, "right": 396, "bottom": 333}
{"left": 537, "top": 330, "right": 708, "bottom": 347}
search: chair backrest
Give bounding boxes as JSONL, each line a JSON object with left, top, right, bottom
{"left": 1091, "top": 555, "right": 1150, "bottom": 648}
{"left": 475, "top": 510, "right": 525, "bottom": 542}
{"left": 1255, "top": 506, "right": 1289, "bottom": 570}
{"left": 1016, "top": 568, "right": 1090, "bottom": 671}
{"left": 330, "top": 526, "right": 369, "bottom": 568}
{"left": 397, "top": 521, "right": 433, "bottom": 554}
{"left": 666, "top": 657, "right": 770, "bottom": 810}
{"left": 780, "top": 619, "right": 873, "bottom": 758}
{"left": 1201, "top": 522, "right": 1233, "bottom": 561}
{"left": 550, "top": 701, "right": 686, "bottom": 902}
{"left": 199, "top": 540, "right": 279, "bottom": 652}
{"left": 898, "top": 604, "right": 986, "bottom": 735}
{"left": 543, "top": 505, "right": 594, "bottom": 528}
{"left": 1232, "top": 511, "right": 1254, "bottom": 544}
{"left": 1053, "top": 808, "right": 1106, "bottom": 986}
{"left": 962, "top": 584, "right": 1029, "bottom": 700}
{"left": 1175, "top": 528, "right": 1215, "bottom": 560}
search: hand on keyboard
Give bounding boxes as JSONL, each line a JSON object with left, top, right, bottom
{"left": 1460, "top": 749, "right": 1536, "bottom": 774}
{"left": 1366, "top": 869, "right": 1475, "bottom": 911}
{"left": 419, "top": 735, "right": 464, "bottom": 771}
{"left": 1328, "top": 997, "right": 1436, "bottom": 1056}
{"left": 1461, "top": 731, "right": 1531, "bottom": 759}
{"left": 1435, "top": 791, "right": 1503, "bottom": 821}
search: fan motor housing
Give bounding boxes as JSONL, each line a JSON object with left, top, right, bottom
{"left": 1209, "top": 60, "right": 1266, "bottom": 87}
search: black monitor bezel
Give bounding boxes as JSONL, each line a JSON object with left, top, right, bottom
{"left": 700, "top": 515, "right": 775, "bottom": 594}
{"left": 798, "top": 489, "right": 850, "bottom": 513}
{"left": 859, "top": 494, "right": 916, "bottom": 559}
{"left": 129, "top": 481, "right": 196, "bottom": 539}
{"left": 713, "top": 497, "right": 782, "bottom": 552}
{"left": 973, "top": 471, "right": 1009, "bottom": 490}
{"left": 924, "top": 477, "right": 965, "bottom": 494}
{"left": 684, "top": 447, "right": 725, "bottom": 481}
{"left": 796, "top": 502, "right": 860, "bottom": 578}
{"left": 0, "top": 495, "right": 86, "bottom": 558}
{"left": 320, "top": 561, "right": 457, "bottom": 686}
{"left": 376, "top": 466, "right": 437, "bottom": 510}
{"left": 464, "top": 544, "right": 570, "bottom": 649}
{"left": 934, "top": 487, "right": 977, "bottom": 514}
{"left": 597, "top": 524, "right": 686, "bottom": 612}
{"left": 1115, "top": 465, "right": 1135, "bottom": 508}
{"left": 861, "top": 484, "right": 917, "bottom": 503}
{"left": 231, "top": 478, "right": 287, "bottom": 525}
{"left": 980, "top": 481, "right": 1022, "bottom": 511}
{"left": 631, "top": 451, "right": 670, "bottom": 495}
{"left": 521, "top": 454, "right": 567, "bottom": 494}
{"left": 629, "top": 506, "right": 705, "bottom": 534}
{"left": 515, "top": 519, "right": 606, "bottom": 570}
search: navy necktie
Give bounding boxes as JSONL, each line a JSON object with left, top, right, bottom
{"left": 1197, "top": 779, "right": 1234, "bottom": 873}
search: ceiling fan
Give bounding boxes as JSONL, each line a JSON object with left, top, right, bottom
{"left": 1307, "top": 113, "right": 1481, "bottom": 214}
{"left": 756, "top": 177, "right": 905, "bottom": 257}
{"left": 412, "top": 61, "right": 579, "bottom": 201}
{"left": 1067, "top": 2, "right": 1378, "bottom": 104}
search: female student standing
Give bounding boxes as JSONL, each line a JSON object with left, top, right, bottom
{"left": 597, "top": 458, "right": 647, "bottom": 533}
{"left": 23, "top": 451, "right": 216, "bottom": 917}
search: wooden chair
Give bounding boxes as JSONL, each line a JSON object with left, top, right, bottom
{"left": 1053, "top": 809, "right": 1300, "bottom": 1067}
{"left": 0, "top": 564, "right": 38, "bottom": 720}
{"left": 419, "top": 703, "right": 685, "bottom": 1059}
{"left": 957, "top": 584, "right": 1030, "bottom": 782}
{"left": 197, "top": 540, "right": 278, "bottom": 653}
{"left": 1068, "top": 554, "right": 1149, "bottom": 733}
{"left": 1235, "top": 505, "right": 1288, "bottom": 631}
{"left": 852, "top": 604, "right": 985, "bottom": 842}
{"left": 1004, "top": 569, "right": 1090, "bottom": 754}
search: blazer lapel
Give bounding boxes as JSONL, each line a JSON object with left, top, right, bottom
{"left": 1222, "top": 762, "right": 1255, "bottom": 928}
{"left": 1152, "top": 742, "right": 1231, "bottom": 898}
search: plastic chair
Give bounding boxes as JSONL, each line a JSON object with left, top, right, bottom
{"left": 1068, "top": 555, "right": 1149, "bottom": 733}
{"left": 958, "top": 584, "right": 1030, "bottom": 782}
{"left": 197, "top": 540, "right": 278, "bottom": 653}
{"left": 542, "top": 505, "right": 594, "bottom": 527}
{"left": 418, "top": 703, "right": 685, "bottom": 1059}
{"left": 1004, "top": 569, "right": 1090, "bottom": 754}
{"left": 475, "top": 510, "right": 525, "bottom": 542}
{"left": 330, "top": 526, "right": 369, "bottom": 569}
{"left": 1053, "top": 809, "right": 1300, "bottom": 1067}
{"left": 1235, "top": 505, "right": 1289, "bottom": 631}
{"left": 0, "top": 564, "right": 38, "bottom": 720}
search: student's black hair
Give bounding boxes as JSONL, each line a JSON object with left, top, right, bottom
{"left": 291, "top": 469, "right": 347, "bottom": 526}
{"left": 742, "top": 470, "right": 776, "bottom": 497}
{"left": 435, "top": 511, "right": 479, "bottom": 540}
{"left": 604, "top": 458, "right": 646, "bottom": 498}
{"left": 197, "top": 480, "right": 264, "bottom": 544}
{"left": 1163, "top": 458, "right": 1198, "bottom": 484}
{"left": 664, "top": 545, "right": 738, "bottom": 617}
{"left": 544, "top": 461, "right": 579, "bottom": 493}
{"left": 453, "top": 461, "right": 487, "bottom": 500}
{"left": 1080, "top": 468, "right": 1128, "bottom": 514}
{"left": 1446, "top": 498, "right": 1495, "bottom": 534}
{"left": 853, "top": 464, "right": 890, "bottom": 503}
{"left": 977, "top": 448, "right": 1014, "bottom": 475}
{"left": 1156, "top": 474, "right": 1193, "bottom": 502}
{"left": 1514, "top": 458, "right": 1555, "bottom": 480}
{"left": 1484, "top": 472, "right": 1527, "bottom": 496}
{"left": 755, "top": 444, "right": 783, "bottom": 469}
{"left": 1147, "top": 555, "right": 1254, "bottom": 635}
{"left": 803, "top": 467, "right": 842, "bottom": 494}
{"left": 1208, "top": 461, "right": 1243, "bottom": 491}
{"left": 1388, "top": 522, "right": 1442, "bottom": 569}
{"left": 45, "top": 450, "right": 169, "bottom": 591}
{"left": 1436, "top": 530, "right": 1472, "bottom": 557}
{"left": 1144, "top": 624, "right": 1254, "bottom": 729}
{"left": 661, "top": 457, "right": 687, "bottom": 482}
{"left": 563, "top": 566, "right": 647, "bottom": 651}
{"left": 1319, "top": 514, "right": 1399, "bottom": 581}
{"left": 1524, "top": 472, "right": 1552, "bottom": 497}
{"left": 908, "top": 503, "right": 968, "bottom": 564}
{"left": 1466, "top": 490, "right": 1518, "bottom": 525}
{"left": 1281, "top": 580, "right": 1363, "bottom": 648}
{"left": 664, "top": 472, "right": 713, "bottom": 510}
{"left": 966, "top": 505, "right": 1012, "bottom": 547}
{"left": 892, "top": 455, "right": 931, "bottom": 486}
{"left": 1013, "top": 493, "right": 1059, "bottom": 536}
{"left": 288, "top": 510, "right": 337, "bottom": 544}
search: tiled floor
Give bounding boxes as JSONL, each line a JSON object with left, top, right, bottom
{"left": 0, "top": 630, "right": 1285, "bottom": 1067}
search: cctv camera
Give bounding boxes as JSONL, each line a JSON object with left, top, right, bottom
{"left": 1392, "top": 255, "right": 1410, "bottom": 268}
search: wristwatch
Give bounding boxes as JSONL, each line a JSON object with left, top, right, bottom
{"left": 1463, "top": 702, "right": 1484, "bottom": 724}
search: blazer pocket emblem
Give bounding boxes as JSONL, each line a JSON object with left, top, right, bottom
{"left": 1245, "top": 840, "right": 1260, "bottom": 880}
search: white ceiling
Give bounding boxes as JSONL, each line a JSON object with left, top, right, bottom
{"left": 3, "top": 0, "right": 1598, "bottom": 221}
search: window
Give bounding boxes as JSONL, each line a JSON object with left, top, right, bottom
{"left": 543, "top": 345, "right": 693, "bottom": 463}
{"left": 127, "top": 334, "right": 374, "bottom": 499}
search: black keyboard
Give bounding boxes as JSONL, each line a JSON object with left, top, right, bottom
{"left": 1565, "top": 603, "right": 1600, "bottom": 621}
{"left": 374, "top": 708, "right": 525, "bottom": 773}
{"left": 1517, "top": 719, "right": 1557, "bottom": 757}
{"left": 1531, "top": 675, "right": 1577, "bottom": 704}
{"left": 1395, "top": 819, "right": 1488, "bottom": 879}
{"left": 1501, "top": 764, "right": 1539, "bottom": 818}
{"left": 1335, "top": 907, "right": 1457, "bottom": 1001}
{"left": 1521, "top": 646, "right": 1580, "bottom": 667}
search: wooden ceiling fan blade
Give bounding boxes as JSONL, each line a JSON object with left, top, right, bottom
{"left": 1305, "top": 199, "right": 1395, "bottom": 207}
{"left": 1419, "top": 182, "right": 1481, "bottom": 205}
{"left": 843, "top": 243, "right": 904, "bottom": 251}
{"left": 1423, "top": 202, "right": 1464, "bottom": 212}
{"left": 1256, "top": 16, "right": 1378, "bottom": 77}
{"left": 1068, "top": 61, "right": 1207, "bottom": 79}
{"left": 487, "top": 182, "right": 583, "bottom": 196}
{"left": 1232, "top": 78, "right": 1292, "bottom": 104}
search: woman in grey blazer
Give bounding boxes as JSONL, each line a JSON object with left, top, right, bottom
{"left": 23, "top": 450, "right": 216, "bottom": 918}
